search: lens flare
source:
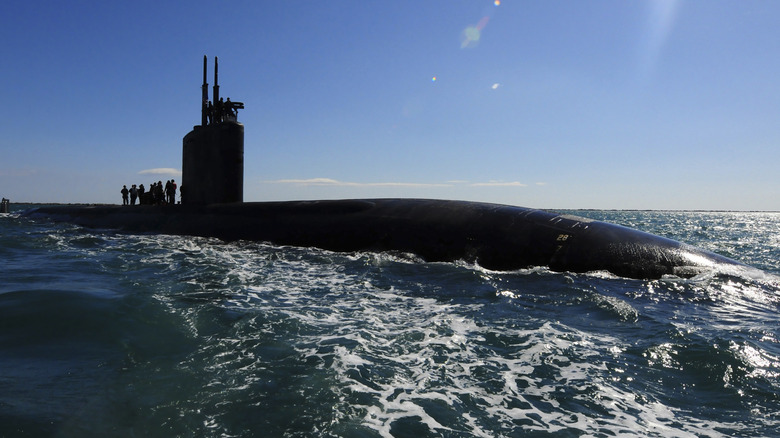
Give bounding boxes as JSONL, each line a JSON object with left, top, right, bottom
{"left": 461, "top": 16, "right": 490, "bottom": 49}
{"left": 638, "top": 0, "right": 680, "bottom": 79}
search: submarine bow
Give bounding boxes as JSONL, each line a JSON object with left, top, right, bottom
{"left": 23, "top": 199, "right": 744, "bottom": 279}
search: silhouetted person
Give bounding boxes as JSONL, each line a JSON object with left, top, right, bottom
{"left": 156, "top": 181, "right": 164, "bottom": 204}
{"left": 169, "top": 179, "right": 177, "bottom": 204}
{"left": 225, "top": 98, "right": 234, "bottom": 119}
{"left": 129, "top": 184, "right": 138, "bottom": 205}
{"left": 121, "top": 185, "right": 129, "bottom": 205}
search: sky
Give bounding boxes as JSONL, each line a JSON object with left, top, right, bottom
{"left": 1, "top": 0, "right": 778, "bottom": 210}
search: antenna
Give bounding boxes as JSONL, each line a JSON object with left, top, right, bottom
{"left": 201, "top": 55, "right": 209, "bottom": 126}
{"left": 213, "top": 56, "right": 220, "bottom": 104}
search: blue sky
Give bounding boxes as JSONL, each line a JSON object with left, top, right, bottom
{"left": 1, "top": 0, "right": 778, "bottom": 210}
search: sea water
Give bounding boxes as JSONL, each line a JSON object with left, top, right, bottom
{"left": 1, "top": 205, "right": 779, "bottom": 437}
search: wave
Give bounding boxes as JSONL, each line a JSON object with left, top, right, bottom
{"left": 1, "top": 214, "right": 779, "bottom": 436}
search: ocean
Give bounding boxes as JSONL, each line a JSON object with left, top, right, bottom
{"left": 1, "top": 205, "right": 779, "bottom": 437}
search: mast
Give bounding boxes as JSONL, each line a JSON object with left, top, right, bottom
{"left": 201, "top": 55, "right": 209, "bottom": 126}
{"left": 213, "top": 56, "right": 220, "bottom": 105}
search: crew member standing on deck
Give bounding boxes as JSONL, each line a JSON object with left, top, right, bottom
{"left": 170, "top": 179, "right": 177, "bottom": 204}
{"left": 129, "top": 184, "right": 138, "bottom": 205}
{"left": 121, "top": 185, "right": 129, "bottom": 205}
{"left": 156, "top": 181, "right": 164, "bottom": 204}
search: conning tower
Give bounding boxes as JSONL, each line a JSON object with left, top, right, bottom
{"left": 182, "top": 56, "right": 245, "bottom": 204}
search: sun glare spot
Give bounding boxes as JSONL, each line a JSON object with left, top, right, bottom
{"left": 461, "top": 26, "right": 481, "bottom": 48}
{"left": 461, "top": 16, "right": 491, "bottom": 49}
{"left": 494, "top": 0, "right": 500, "bottom": 5}
{"left": 638, "top": 0, "right": 680, "bottom": 80}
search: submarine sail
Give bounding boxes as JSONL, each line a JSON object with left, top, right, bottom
{"left": 182, "top": 56, "right": 245, "bottom": 205}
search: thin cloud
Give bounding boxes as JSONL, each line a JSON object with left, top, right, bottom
{"left": 267, "top": 178, "right": 451, "bottom": 188}
{"left": 470, "top": 181, "right": 527, "bottom": 187}
{"left": 139, "top": 168, "right": 182, "bottom": 176}
{"left": 267, "top": 178, "right": 534, "bottom": 188}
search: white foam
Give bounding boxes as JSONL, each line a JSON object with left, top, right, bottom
{"left": 100, "top": 235, "right": 774, "bottom": 436}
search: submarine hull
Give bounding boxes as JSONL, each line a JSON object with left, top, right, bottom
{"left": 23, "top": 199, "right": 745, "bottom": 279}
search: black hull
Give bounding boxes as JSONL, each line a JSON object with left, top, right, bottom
{"left": 23, "top": 199, "right": 744, "bottom": 279}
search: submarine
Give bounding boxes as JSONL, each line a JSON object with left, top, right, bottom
{"left": 24, "top": 57, "right": 748, "bottom": 280}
